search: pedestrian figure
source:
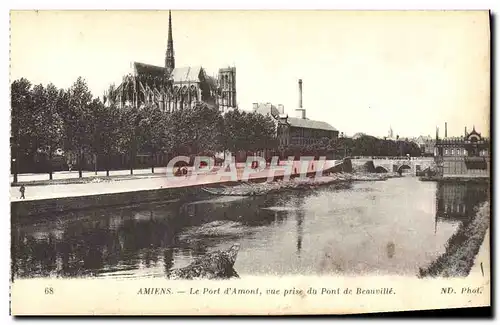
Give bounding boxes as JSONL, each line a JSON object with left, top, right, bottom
{"left": 19, "top": 185, "right": 25, "bottom": 199}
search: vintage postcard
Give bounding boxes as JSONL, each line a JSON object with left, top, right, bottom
{"left": 9, "top": 10, "right": 490, "bottom": 315}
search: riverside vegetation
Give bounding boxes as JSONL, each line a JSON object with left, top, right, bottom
{"left": 418, "top": 201, "right": 490, "bottom": 278}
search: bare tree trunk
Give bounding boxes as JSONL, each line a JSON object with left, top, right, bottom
{"left": 130, "top": 147, "right": 134, "bottom": 175}
{"left": 94, "top": 153, "right": 98, "bottom": 175}
{"left": 106, "top": 154, "right": 110, "bottom": 177}
{"left": 151, "top": 151, "right": 155, "bottom": 174}
{"left": 78, "top": 149, "right": 83, "bottom": 178}
{"left": 12, "top": 138, "right": 19, "bottom": 184}
{"left": 48, "top": 146, "right": 53, "bottom": 180}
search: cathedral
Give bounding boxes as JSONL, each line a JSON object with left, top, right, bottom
{"left": 106, "top": 11, "right": 237, "bottom": 112}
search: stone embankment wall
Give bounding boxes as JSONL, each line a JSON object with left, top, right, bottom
{"left": 12, "top": 160, "right": 348, "bottom": 219}
{"left": 11, "top": 186, "right": 201, "bottom": 220}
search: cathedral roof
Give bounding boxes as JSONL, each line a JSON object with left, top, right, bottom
{"left": 133, "top": 62, "right": 167, "bottom": 79}
{"left": 132, "top": 62, "right": 204, "bottom": 83}
{"left": 286, "top": 117, "right": 338, "bottom": 132}
{"left": 171, "top": 66, "right": 203, "bottom": 83}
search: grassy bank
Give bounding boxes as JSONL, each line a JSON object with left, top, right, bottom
{"left": 418, "top": 201, "right": 490, "bottom": 278}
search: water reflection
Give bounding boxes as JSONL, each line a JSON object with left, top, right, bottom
{"left": 11, "top": 179, "right": 489, "bottom": 279}
{"left": 12, "top": 194, "right": 296, "bottom": 278}
{"left": 435, "top": 182, "right": 489, "bottom": 222}
{"left": 420, "top": 180, "right": 490, "bottom": 277}
{"left": 433, "top": 181, "right": 490, "bottom": 236}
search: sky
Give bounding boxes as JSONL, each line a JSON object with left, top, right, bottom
{"left": 10, "top": 10, "right": 490, "bottom": 138}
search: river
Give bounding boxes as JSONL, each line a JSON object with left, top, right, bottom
{"left": 11, "top": 177, "right": 489, "bottom": 279}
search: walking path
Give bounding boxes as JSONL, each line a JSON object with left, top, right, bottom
{"left": 11, "top": 160, "right": 342, "bottom": 202}
{"left": 10, "top": 167, "right": 169, "bottom": 183}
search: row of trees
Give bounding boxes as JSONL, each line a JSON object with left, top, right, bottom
{"left": 273, "top": 135, "right": 422, "bottom": 161}
{"left": 337, "top": 134, "right": 422, "bottom": 158}
{"left": 10, "top": 77, "right": 278, "bottom": 181}
{"left": 11, "top": 77, "right": 423, "bottom": 181}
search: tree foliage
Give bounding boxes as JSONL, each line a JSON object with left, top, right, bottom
{"left": 336, "top": 135, "right": 422, "bottom": 158}
{"left": 10, "top": 77, "right": 280, "bottom": 176}
{"left": 223, "top": 109, "right": 277, "bottom": 154}
{"left": 11, "top": 76, "right": 424, "bottom": 178}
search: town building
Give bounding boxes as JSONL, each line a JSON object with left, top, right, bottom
{"left": 434, "top": 123, "right": 490, "bottom": 177}
{"left": 105, "top": 11, "right": 237, "bottom": 113}
{"left": 252, "top": 79, "right": 339, "bottom": 147}
{"left": 414, "top": 135, "right": 436, "bottom": 157}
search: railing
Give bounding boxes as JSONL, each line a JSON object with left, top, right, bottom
{"left": 350, "top": 156, "right": 433, "bottom": 161}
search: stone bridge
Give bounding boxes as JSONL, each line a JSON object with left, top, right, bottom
{"left": 350, "top": 157, "right": 435, "bottom": 174}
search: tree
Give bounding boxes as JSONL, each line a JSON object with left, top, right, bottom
{"left": 32, "top": 83, "right": 64, "bottom": 179}
{"left": 137, "top": 104, "right": 165, "bottom": 173}
{"left": 64, "top": 77, "right": 93, "bottom": 178}
{"left": 103, "top": 83, "right": 118, "bottom": 107}
{"left": 88, "top": 99, "right": 122, "bottom": 176}
{"left": 165, "top": 102, "right": 224, "bottom": 158}
{"left": 247, "top": 112, "right": 277, "bottom": 154}
{"left": 118, "top": 106, "right": 141, "bottom": 175}
{"left": 223, "top": 108, "right": 247, "bottom": 154}
{"left": 11, "top": 78, "right": 34, "bottom": 182}
{"left": 222, "top": 109, "right": 276, "bottom": 159}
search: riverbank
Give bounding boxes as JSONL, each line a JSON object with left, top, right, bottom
{"left": 419, "top": 175, "right": 490, "bottom": 183}
{"left": 11, "top": 170, "right": 395, "bottom": 219}
{"left": 418, "top": 201, "right": 490, "bottom": 278}
{"left": 204, "top": 172, "right": 401, "bottom": 196}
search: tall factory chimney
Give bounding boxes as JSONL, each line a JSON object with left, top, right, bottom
{"left": 298, "top": 79, "right": 303, "bottom": 108}
{"left": 295, "top": 79, "right": 306, "bottom": 119}
{"left": 465, "top": 126, "right": 468, "bottom": 137}
{"left": 445, "top": 122, "right": 448, "bottom": 138}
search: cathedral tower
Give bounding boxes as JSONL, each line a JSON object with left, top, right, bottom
{"left": 218, "top": 67, "right": 237, "bottom": 110}
{"left": 165, "top": 10, "right": 175, "bottom": 74}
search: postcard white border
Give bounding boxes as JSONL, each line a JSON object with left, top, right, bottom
{"left": 3, "top": 0, "right": 498, "bottom": 323}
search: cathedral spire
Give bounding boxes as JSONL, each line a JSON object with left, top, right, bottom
{"left": 165, "top": 10, "right": 175, "bottom": 73}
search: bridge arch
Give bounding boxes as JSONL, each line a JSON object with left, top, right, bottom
{"left": 375, "top": 166, "right": 388, "bottom": 173}
{"left": 363, "top": 161, "right": 376, "bottom": 173}
{"left": 397, "top": 164, "right": 412, "bottom": 173}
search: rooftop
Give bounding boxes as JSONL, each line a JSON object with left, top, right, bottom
{"left": 253, "top": 103, "right": 280, "bottom": 117}
{"left": 285, "top": 116, "right": 337, "bottom": 132}
{"left": 133, "top": 62, "right": 166, "bottom": 79}
{"left": 132, "top": 62, "right": 203, "bottom": 83}
{"left": 171, "top": 66, "right": 203, "bottom": 83}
